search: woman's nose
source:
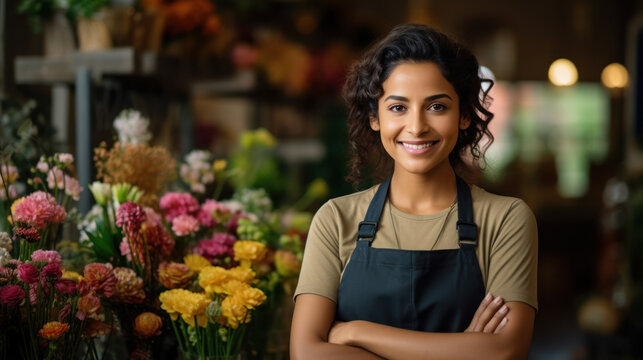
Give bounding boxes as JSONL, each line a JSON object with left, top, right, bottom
{"left": 406, "top": 109, "right": 429, "bottom": 136}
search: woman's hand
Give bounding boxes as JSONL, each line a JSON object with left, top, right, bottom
{"left": 464, "top": 293, "right": 509, "bottom": 334}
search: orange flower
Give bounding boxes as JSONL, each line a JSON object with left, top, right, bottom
{"left": 134, "top": 312, "right": 163, "bottom": 338}
{"left": 38, "top": 321, "right": 69, "bottom": 340}
{"left": 157, "top": 262, "right": 193, "bottom": 289}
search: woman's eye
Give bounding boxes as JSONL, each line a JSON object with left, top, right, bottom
{"left": 389, "top": 105, "right": 406, "bottom": 112}
{"left": 428, "top": 103, "right": 446, "bottom": 111}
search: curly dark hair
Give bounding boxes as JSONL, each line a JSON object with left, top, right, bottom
{"left": 343, "top": 23, "right": 494, "bottom": 187}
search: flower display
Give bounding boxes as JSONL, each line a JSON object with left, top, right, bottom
{"left": 159, "top": 288, "right": 210, "bottom": 327}
{"left": 82, "top": 263, "right": 117, "bottom": 298}
{"left": 157, "top": 262, "right": 193, "bottom": 289}
{"left": 13, "top": 191, "right": 66, "bottom": 230}
{"left": 112, "top": 267, "right": 145, "bottom": 304}
{"left": 134, "top": 312, "right": 163, "bottom": 338}
{"left": 233, "top": 240, "right": 267, "bottom": 268}
{"left": 38, "top": 321, "right": 70, "bottom": 340}
{"left": 171, "top": 214, "right": 200, "bottom": 236}
{"left": 159, "top": 192, "right": 199, "bottom": 222}
{"left": 183, "top": 254, "right": 211, "bottom": 273}
{"left": 193, "top": 233, "right": 235, "bottom": 263}
{"left": 0, "top": 284, "right": 25, "bottom": 306}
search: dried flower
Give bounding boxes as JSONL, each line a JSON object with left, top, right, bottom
{"left": 159, "top": 192, "right": 199, "bottom": 222}
{"left": 38, "top": 321, "right": 69, "bottom": 340}
{"left": 14, "top": 226, "right": 40, "bottom": 243}
{"left": 13, "top": 191, "right": 66, "bottom": 230}
{"left": 0, "top": 284, "right": 25, "bottom": 306}
{"left": 0, "top": 232, "right": 12, "bottom": 251}
{"left": 17, "top": 263, "right": 40, "bottom": 284}
{"left": 31, "top": 250, "right": 62, "bottom": 265}
{"left": 83, "top": 263, "right": 117, "bottom": 298}
{"left": 233, "top": 240, "right": 267, "bottom": 268}
{"left": 171, "top": 214, "right": 199, "bottom": 236}
{"left": 134, "top": 312, "right": 163, "bottom": 338}
{"left": 112, "top": 267, "right": 145, "bottom": 304}
{"left": 183, "top": 254, "right": 211, "bottom": 273}
{"left": 193, "top": 233, "right": 236, "bottom": 262}
{"left": 158, "top": 262, "right": 193, "bottom": 289}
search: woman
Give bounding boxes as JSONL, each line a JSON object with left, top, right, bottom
{"left": 291, "top": 24, "right": 537, "bottom": 359}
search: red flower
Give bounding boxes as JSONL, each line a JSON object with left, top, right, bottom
{"left": 55, "top": 279, "right": 77, "bottom": 295}
{"left": 83, "top": 263, "right": 117, "bottom": 298}
{"left": 17, "top": 263, "right": 40, "bottom": 284}
{"left": 0, "top": 284, "right": 25, "bottom": 306}
{"left": 42, "top": 262, "right": 62, "bottom": 280}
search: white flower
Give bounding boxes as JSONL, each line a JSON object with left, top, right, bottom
{"left": 0, "top": 247, "right": 11, "bottom": 267}
{"left": 36, "top": 161, "right": 49, "bottom": 173}
{"left": 0, "top": 232, "right": 12, "bottom": 252}
{"left": 113, "top": 109, "right": 152, "bottom": 145}
{"left": 89, "top": 182, "right": 112, "bottom": 206}
{"left": 185, "top": 150, "right": 211, "bottom": 166}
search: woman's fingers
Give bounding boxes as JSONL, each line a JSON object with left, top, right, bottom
{"left": 493, "top": 317, "right": 508, "bottom": 334}
{"left": 475, "top": 296, "right": 505, "bottom": 332}
{"left": 482, "top": 304, "right": 509, "bottom": 333}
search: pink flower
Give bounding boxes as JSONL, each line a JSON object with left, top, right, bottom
{"left": 0, "top": 266, "right": 14, "bottom": 281}
{"left": 36, "top": 161, "right": 49, "bottom": 173}
{"left": 83, "top": 263, "right": 117, "bottom": 298}
{"left": 55, "top": 153, "right": 74, "bottom": 165}
{"left": 116, "top": 202, "right": 146, "bottom": 233}
{"left": 119, "top": 239, "right": 145, "bottom": 264}
{"left": 31, "top": 250, "right": 62, "bottom": 265}
{"left": 171, "top": 215, "right": 199, "bottom": 236}
{"left": 159, "top": 192, "right": 199, "bottom": 222}
{"left": 47, "top": 167, "right": 65, "bottom": 190}
{"left": 14, "top": 227, "right": 40, "bottom": 243}
{"left": 42, "top": 262, "right": 62, "bottom": 280}
{"left": 64, "top": 175, "right": 81, "bottom": 201}
{"left": 58, "top": 303, "right": 71, "bottom": 322}
{"left": 193, "top": 233, "right": 236, "bottom": 262}
{"left": 196, "top": 200, "right": 223, "bottom": 228}
{"left": 13, "top": 191, "right": 66, "bottom": 230}
{"left": 0, "top": 184, "right": 18, "bottom": 200}
{"left": 17, "top": 263, "right": 40, "bottom": 284}
{"left": 0, "top": 285, "right": 25, "bottom": 306}
{"left": 55, "top": 279, "right": 77, "bottom": 295}
{"left": 142, "top": 208, "right": 174, "bottom": 258}
{"left": 29, "top": 282, "right": 42, "bottom": 305}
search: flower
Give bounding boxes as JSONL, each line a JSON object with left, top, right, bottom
{"left": 193, "top": 233, "right": 236, "bottom": 262}
{"left": 274, "top": 250, "right": 301, "bottom": 278}
{"left": 112, "top": 267, "right": 145, "bottom": 304}
{"left": 62, "top": 270, "right": 83, "bottom": 282}
{"left": 88, "top": 182, "right": 112, "bottom": 206}
{"left": 0, "top": 284, "right": 25, "bottom": 306}
{"left": 14, "top": 226, "right": 40, "bottom": 243}
{"left": 180, "top": 150, "right": 215, "bottom": 194}
{"left": 116, "top": 201, "right": 146, "bottom": 233}
{"left": 8, "top": 197, "right": 25, "bottom": 224}
{"left": 171, "top": 214, "right": 199, "bottom": 236}
{"left": 183, "top": 254, "right": 211, "bottom": 273}
{"left": 38, "top": 321, "right": 70, "bottom": 340}
{"left": 13, "top": 191, "right": 66, "bottom": 230}
{"left": 227, "top": 282, "right": 266, "bottom": 309}
{"left": 220, "top": 295, "right": 248, "bottom": 329}
{"left": 46, "top": 167, "right": 65, "bottom": 190}
{"left": 31, "top": 250, "right": 62, "bottom": 264}
{"left": 83, "top": 263, "right": 117, "bottom": 297}
{"left": 36, "top": 160, "right": 49, "bottom": 173}
{"left": 111, "top": 183, "right": 143, "bottom": 205}
{"left": 17, "top": 263, "right": 40, "bottom": 284}
{"left": 55, "top": 279, "right": 78, "bottom": 295}
{"left": 233, "top": 240, "right": 267, "bottom": 267}
{"left": 198, "top": 266, "right": 229, "bottom": 295}
{"left": 58, "top": 303, "right": 71, "bottom": 322}
{"left": 213, "top": 159, "right": 226, "bottom": 172}
{"left": 0, "top": 184, "right": 18, "bottom": 200}
{"left": 227, "top": 266, "right": 255, "bottom": 284}
{"left": 113, "top": 109, "right": 152, "bottom": 145}
{"left": 159, "top": 192, "right": 199, "bottom": 222}
{"left": 157, "top": 262, "right": 193, "bottom": 289}
{"left": 0, "top": 248, "right": 10, "bottom": 267}
{"left": 0, "top": 232, "right": 12, "bottom": 252}
{"left": 140, "top": 207, "right": 174, "bottom": 258}
{"left": 82, "top": 319, "right": 112, "bottom": 339}
{"left": 159, "top": 289, "right": 210, "bottom": 327}
{"left": 196, "top": 199, "right": 223, "bottom": 228}
{"left": 0, "top": 165, "right": 18, "bottom": 185}
{"left": 42, "top": 262, "right": 62, "bottom": 280}
{"left": 134, "top": 312, "right": 163, "bottom": 338}
{"left": 76, "top": 294, "right": 103, "bottom": 321}
{"left": 64, "top": 175, "right": 81, "bottom": 201}
{"left": 55, "top": 153, "right": 74, "bottom": 165}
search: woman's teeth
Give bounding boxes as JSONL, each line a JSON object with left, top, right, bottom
{"left": 401, "top": 142, "right": 436, "bottom": 149}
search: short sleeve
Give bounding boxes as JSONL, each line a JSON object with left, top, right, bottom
{"left": 486, "top": 199, "right": 538, "bottom": 311}
{"left": 294, "top": 200, "right": 343, "bottom": 303}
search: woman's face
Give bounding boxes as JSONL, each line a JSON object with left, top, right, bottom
{"left": 371, "top": 61, "right": 469, "bottom": 178}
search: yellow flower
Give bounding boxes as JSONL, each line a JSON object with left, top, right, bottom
{"left": 233, "top": 240, "right": 266, "bottom": 268}
{"left": 38, "top": 321, "right": 70, "bottom": 340}
{"left": 212, "top": 159, "right": 227, "bottom": 172}
{"left": 184, "top": 254, "right": 211, "bottom": 273}
{"left": 233, "top": 285, "right": 266, "bottom": 310}
{"left": 227, "top": 266, "right": 255, "bottom": 284}
{"left": 61, "top": 270, "right": 83, "bottom": 282}
{"left": 220, "top": 295, "right": 249, "bottom": 329}
{"left": 8, "top": 197, "right": 24, "bottom": 224}
{"left": 134, "top": 312, "right": 163, "bottom": 338}
{"left": 198, "top": 266, "right": 229, "bottom": 295}
{"left": 220, "top": 280, "right": 248, "bottom": 296}
{"left": 159, "top": 289, "right": 210, "bottom": 328}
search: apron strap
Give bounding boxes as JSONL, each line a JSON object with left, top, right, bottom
{"left": 357, "top": 177, "right": 391, "bottom": 242}
{"left": 357, "top": 176, "right": 477, "bottom": 246}
{"left": 456, "top": 176, "right": 477, "bottom": 246}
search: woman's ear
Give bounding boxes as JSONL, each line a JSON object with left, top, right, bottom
{"left": 459, "top": 116, "right": 471, "bottom": 130}
{"left": 369, "top": 115, "right": 380, "bottom": 131}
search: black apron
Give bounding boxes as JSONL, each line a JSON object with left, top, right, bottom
{"left": 336, "top": 176, "right": 486, "bottom": 332}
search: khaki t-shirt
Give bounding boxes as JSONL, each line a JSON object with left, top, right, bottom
{"left": 295, "top": 183, "right": 538, "bottom": 311}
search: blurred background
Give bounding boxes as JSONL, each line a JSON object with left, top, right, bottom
{"left": 2, "top": 0, "right": 643, "bottom": 358}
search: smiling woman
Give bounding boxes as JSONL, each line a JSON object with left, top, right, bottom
{"left": 290, "top": 24, "right": 537, "bottom": 360}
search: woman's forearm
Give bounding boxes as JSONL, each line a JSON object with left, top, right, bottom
{"left": 291, "top": 338, "right": 385, "bottom": 360}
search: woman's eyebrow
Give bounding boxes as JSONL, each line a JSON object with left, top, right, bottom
{"left": 384, "top": 94, "right": 452, "bottom": 102}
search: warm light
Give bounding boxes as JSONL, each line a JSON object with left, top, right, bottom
{"left": 548, "top": 58, "right": 578, "bottom": 86}
{"left": 601, "top": 63, "right": 628, "bottom": 88}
